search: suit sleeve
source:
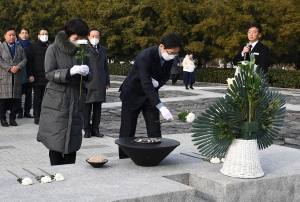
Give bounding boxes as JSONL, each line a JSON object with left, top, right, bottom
{"left": 259, "top": 46, "right": 270, "bottom": 73}
{"left": 139, "top": 57, "right": 161, "bottom": 107}
{"left": 16, "top": 47, "right": 27, "bottom": 70}
{"left": 232, "top": 45, "right": 244, "bottom": 65}
{"left": 26, "top": 44, "right": 35, "bottom": 77}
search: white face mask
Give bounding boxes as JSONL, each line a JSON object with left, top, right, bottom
{"left": 40, "top": 35, "right": 48, "bottom": 42}
{"left": 69, "top": 39, "right": 79, "bottom": 47}
{"left": 89, "top": 38, "right": 99, "bottom": 46}
{"left": 161, "top": 52, "right": 176, "bottom": 61}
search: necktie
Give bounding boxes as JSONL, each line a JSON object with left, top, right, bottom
{"left": 10, "top": 44, "right": 15, "bottom": 58}
{"left": 249, "top": 45, "right": 253, "bottom": 53}
{"left": 94, "top": 46, "right": 98, "bottom": 54}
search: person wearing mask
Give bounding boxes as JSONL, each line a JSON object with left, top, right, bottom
{"left": 170, "top": 55, "right": 181, "bottom": 85}
{"left": 26, "top": 28, "right": 50, "bottom": 124}
{"left": 16, "top": 28, "right": 33, "bottom": 118}
{"left": 0, "top": 27, "right": 27, "bottom": 127}
{"left": 118, "top": 32, "right": 182, "bottom": 159}
{"left": 83, "top": 28, "right": 110, "bottom": 138}
{"left": 233, "top": 22, "right": 270, "bottom": 74}
{"left": 182, "top": 52, "right": 196, "bottom": 90}
{"left": 37, "top": 19, "right": 92, "bottom": 166}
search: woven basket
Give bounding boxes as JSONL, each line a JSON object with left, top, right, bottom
{"left": 220, "top": 139, "right": 264, "bottom": 178}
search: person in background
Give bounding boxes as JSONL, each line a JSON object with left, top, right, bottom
{"left": 83, "top": 28, "right": 110, "bottom": 138}
{"left": 0, "top": 27, "right": 27, "bottom": 127}
{"left": 232, "top": 22, "right": 270, "bottom": 74}
{"left": 118, "top": 32, "right": 182, "bottom": 159}
{"left": 16, "top": 28, "right": 33, "bottom": 118}
{"left": 182, "top": 52, "right": 195, "bottom": 90}
{"left": 37, "top": 19, "right": 92, "bottom": 166}
{"left": 170, "top": 55, "right": 180, "bottom": 85}
{"left": 26, "top": 28, "right": 50, "bottom": 125}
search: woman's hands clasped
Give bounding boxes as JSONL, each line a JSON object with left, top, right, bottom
{"left": 70, "top": 65, "right": 89, "bottom": 76}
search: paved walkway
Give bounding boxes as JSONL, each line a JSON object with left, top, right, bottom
{"left": 1, "top": 75, "right": 300, "bottom": 171}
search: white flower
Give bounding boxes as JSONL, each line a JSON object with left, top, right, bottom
{"left": 54, "top": 173, "right": 64, "bottom": 181}
{"left": 21, "top": 177, "right": 33, "bottom": 186}
{"left": 77, "top": 39, "right": 88, "bottom": 45}
{"left": 210, "top": 157, "right": 221, "bottom": 164}
{"left": 41, "top": 176, "right": 52, "bottom": 183}
{"left": 186, "top": 112, "right": 195, "bottom": 123}
{"left": 221, "top": 158, "right": 225, "bottom": 163}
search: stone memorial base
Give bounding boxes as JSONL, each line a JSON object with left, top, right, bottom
{"left": 1, "top": 138, "right": 300, "bottom": 202}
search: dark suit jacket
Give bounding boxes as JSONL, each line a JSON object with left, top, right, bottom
{"left": 233, "top": 41, "right": 270, "bottom": 74}
{"left": 119, "top": 45, "right": 173, "bottom": 110}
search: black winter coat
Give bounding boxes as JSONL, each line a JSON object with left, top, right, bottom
{"left": 26, "top": 40, "right": 49, "bottom": 86}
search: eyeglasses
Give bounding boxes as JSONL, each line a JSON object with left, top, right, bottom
{"left": 165, "top": 48, "right": 179, "bottom": 56}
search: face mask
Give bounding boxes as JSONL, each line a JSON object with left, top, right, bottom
{"left": 69, "top": 39, "right": 79, "bottom": 47}
{"left": 161, "top": 52, "right": 176, "bottom": 61}
{"left": 89, "top": 38, "right": 99, "bottom": 46}
{"left": 40, "top": 35, "right": 48, "bottom": 42}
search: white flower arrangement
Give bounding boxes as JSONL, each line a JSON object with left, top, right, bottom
{"left": 186, "top": 113, "right": 196, "bottom": 123}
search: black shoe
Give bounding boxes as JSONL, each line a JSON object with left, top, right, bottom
{"left": 92, "top": 131, "right": 104, "bottom": 138}
{"left": 186, "top": 87, "right": 189, "bottom": 90}
{"left": 24, "top": 113, "right": 34, "bottom": 118}
{"left": 17, "top": 113, "right": 23, "bottom": 118}
{"left": 9, "top": 120, "right": 18, "bottom": 126}
{"left": 1, "top": 120, "right": 9, "bottom": 127}
{"left": 34, "top": 118, "right": 39, "bottom": 125}
{"left": 84, "top": 132, "right": 91, "bottom": 138}
{"left": 190, "top": 86, "right": 194, "bottom": 89}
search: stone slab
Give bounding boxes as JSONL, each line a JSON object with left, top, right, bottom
{"left": 1, "top": 134, "right": 300, "bottom": 202}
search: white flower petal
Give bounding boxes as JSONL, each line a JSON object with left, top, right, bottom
{"left": 221, "top": 158, "right": 225, "bottom": 163}
{"left": 54, "top": 173, "right": 64, "bottom": 181}
{"left": 41, "top": 176, "right": 52, "bottom": 183}
{"left": 77, "top": 39, "right": 88, "bottom": 44}
{"left": 22, "top": 177, "right": 33, "bottom": 185}
{"left": 210, "top": 157, "right": 221, "bottom": 164}
{"left": 186, "top": 113, "right": 195, "bottom": 123}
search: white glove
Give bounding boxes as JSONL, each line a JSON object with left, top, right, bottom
{"left": 151, "top": 78, "right": 159, "bottom": 88}
{"left": 159, "top": 106, "right": 174, "bottom": 121}
{"left": 70, "top": 65, "right": 89, "bottom": 76}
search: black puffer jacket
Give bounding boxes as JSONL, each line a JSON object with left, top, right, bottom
{"left": 26, "top": 40, "right": 49, "bottom": 86}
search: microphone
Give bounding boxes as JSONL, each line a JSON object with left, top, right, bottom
{"left": 244, "top": 43, "right": 252, "bottom": 60}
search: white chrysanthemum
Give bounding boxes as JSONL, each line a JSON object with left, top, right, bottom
{"left": 77, "top": 39, "right": 88, "bottom": 45}
{"left": 41, "top": 176, "right": 52, "bottom": 183}
{"left": 210, "top": 157, "right": 220, "bottom": 164}
{"left": 221, "top": 158, "right": 225, "bottom": 163}
{"left": 22, "top": 177, "right": 33, "bottom": 186}
{"left": 186, "top": 113, "right": 195, "bottom": 123}
{"left": 54, "top": 173, "right": 64, "bottom": 181}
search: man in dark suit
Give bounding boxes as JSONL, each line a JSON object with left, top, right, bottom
{"left": 118, "top": 32, "right": 182, "bottom": 159}
{"left": 233, "top": 23, "right": 270, "bottom": 74}
{"left": 83, "top": 28, "right": 110, "bottom": 138}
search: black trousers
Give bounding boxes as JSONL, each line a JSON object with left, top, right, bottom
{"left": 18, "top": 83, "right": 32, "bottom": 114}
{"left": 33, "top": 86, "right": 46, "bottom": 119}
{"left": 119, "top": 98, "right": 161, "bottom": 159}
{"left": 49, "top": 150, "right": 76, "bottom": 166}
{"left": 83, "top": 102, "right": 102, "bottom": 133}
{"left": 0, "top": 98, "right": 19, "bottom": 121}
{"left": 171, "top": 74, "right": 180, "bottom": 84}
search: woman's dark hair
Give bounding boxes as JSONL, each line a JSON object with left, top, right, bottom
{"left": 89, "top": 28, "right": 101, "bottom": 37}
{"left": 38, "top": 28, "right": 49, "bottom": 35}
{"left": 248, "top": 23, "right": 263, "bottom": 33}
{"left": 187, "top": 52, "right": 193, "bottom": 55}
{"left": 160, "top": 32, "right": 182, "bottom": 49}
{"left": 4, "top": 27, "right": 16, "bottom": 34}
{"left": 19, "top": 28, "right": 29, "bottom": 34}
{"left": 64, "top": 18, "right": 89, "bottom": 38}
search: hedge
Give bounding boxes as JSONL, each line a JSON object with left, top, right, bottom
{"left": 108, "top": 63, "right": 300, "bottom": 89}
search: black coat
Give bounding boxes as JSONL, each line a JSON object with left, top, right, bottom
{"left": 233, "top": 41, "right": 270, "bottom": 74}
{"left": 119, "top": 45, "right": 173, "bottom": 110}
{"left": 26, "top": 40, "right": 49, "bottom": 86}
{"left": 171, "top": 56, "right": 181, "bottom": 74}
{"left": 85, "top": 43, "right": 110, "bottom": 103}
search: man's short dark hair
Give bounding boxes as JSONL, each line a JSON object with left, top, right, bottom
{"left": 4, "top": 27, "right": 16, "bottom": 34}
{"left": 19, "top": 28, "right": 29, "bottom": 34}
{"left": 38, "top": 28, "right": 49, "bottom": 35}
{"left": 161, "top": 32, "right": 182, "bottom": 49}
{"left": 248, "top": 23, "right": 263, "bottom": 33}
{"left": 64, "top": 18, "right": 89, "bottom": 38}
{"left": 89, "top": 28, "right": 101, "bottom": 36}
